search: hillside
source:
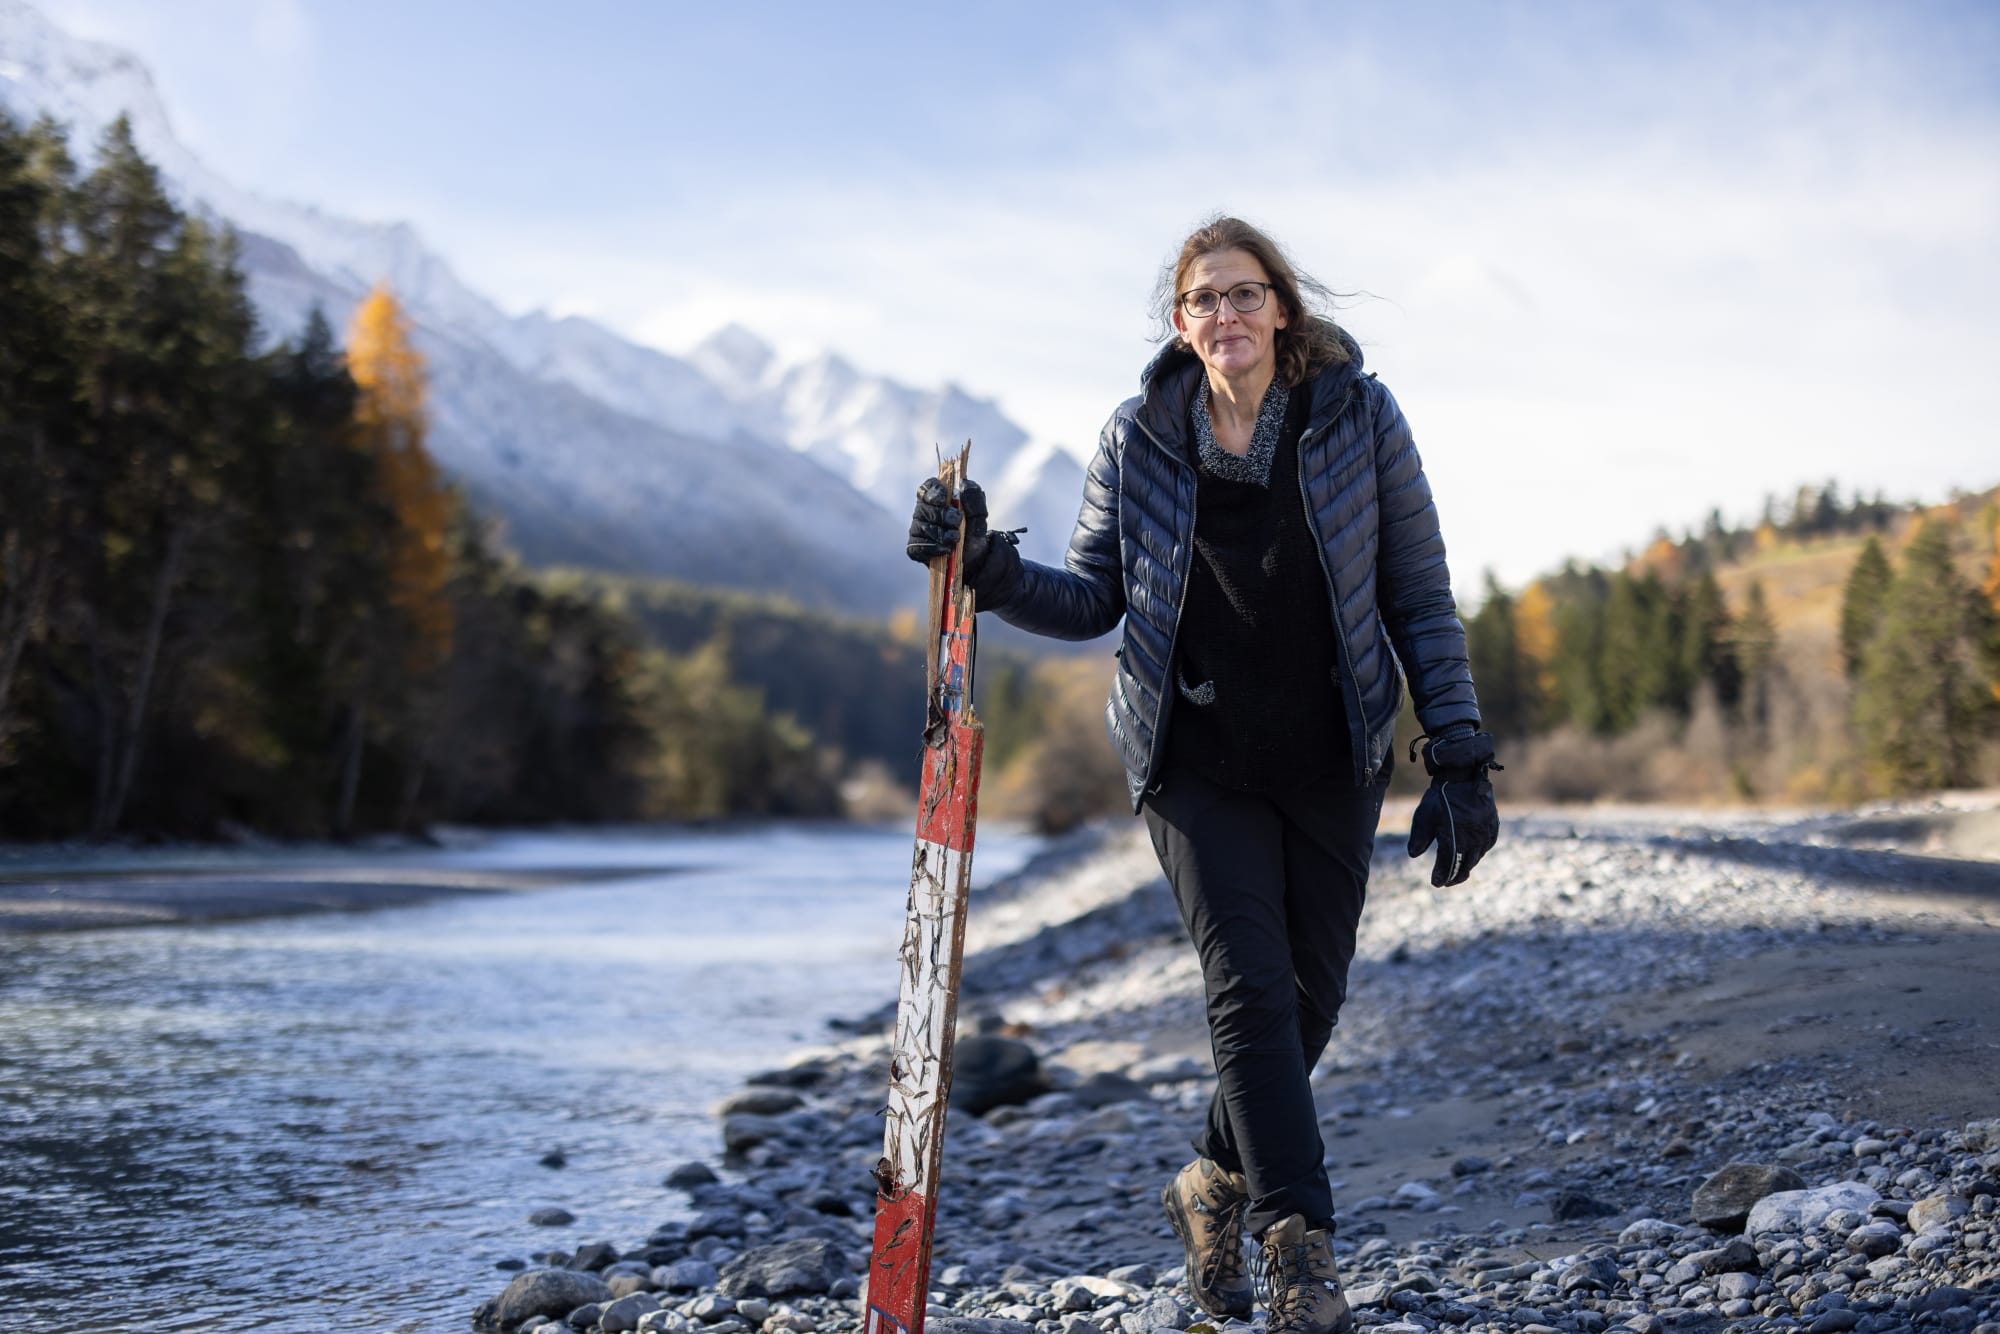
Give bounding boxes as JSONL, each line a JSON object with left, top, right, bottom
{"left": 1706, "top": 484, "right": 1999, "bottom": 681}
{"left": 1465, "top": 480, "right": 2000, "bottom": 806}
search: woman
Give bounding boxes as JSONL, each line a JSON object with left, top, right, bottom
{"left": 907, "top": 217, "right": 1500, "bottom": 1334}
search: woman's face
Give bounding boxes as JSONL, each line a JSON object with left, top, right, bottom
{"left": 1172, "top": 247, "right": 1289, "bottom": 383}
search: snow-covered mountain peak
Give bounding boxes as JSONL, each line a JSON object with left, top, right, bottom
{"left": 689, "top": 323, "right": 779, "bottom": 398}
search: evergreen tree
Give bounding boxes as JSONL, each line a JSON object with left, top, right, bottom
{"left": 0, "top": 111, "right": 69, "bottom": 752}
{"left": 55, "top": 116, "right": 260, "bottom": 833}
{"left": 1838, "top": 537, "right": 1894, "bottom": 682}
{"left": 1734, "top": 579, "right": 1779, "bottom": 731}
{"left": 1677, "top": 570, "right": 1738, "bottom": 714}
{"left": 1853, "top": 520, "right": 2000, "bottom": 791}
{"left": 1550, "top": 566, "right": 1610, "bottom": 733}
{"left": 1597, "top": 571, "right": 1672, "bottom": 732}
{"left": 1464, "top": 572, "right": 1530, "bottom": 739}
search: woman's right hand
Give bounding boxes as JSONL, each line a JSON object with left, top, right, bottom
{"left": 907, "top": 478, "right": 1021, "bottom": 601}
{"left": 906, "top": 476, "right": 965, "bottom": 564}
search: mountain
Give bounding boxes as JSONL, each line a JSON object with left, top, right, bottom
{"left": 0, "top": 2, "right": 1087, "bottom": 607}
{"left": 689, "top": 324, "right": 1080, "bottom": 567}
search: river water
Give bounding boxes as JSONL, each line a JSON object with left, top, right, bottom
{"left": 0, "top": 824, "right": 1039, "bottom": 1333}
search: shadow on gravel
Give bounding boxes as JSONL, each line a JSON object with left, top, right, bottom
{"left": 959, "top": 877, "right": 1182, "bottom": 1001}
{"left": 1646, "top": 835, "right": 2000, "bottom": 906}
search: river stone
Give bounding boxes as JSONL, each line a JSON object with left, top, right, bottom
{"left": 1070, "top": 1070, "right": 1152, "bottom": 1108}
{"left": 1844, "top": 1222, "right": 1902, "bottom": 1258}
{"left": 1129, "top": 1054, "right": 1207, "bottom": 1083}
{"left": 572, "top": 1241, "right": 620, "bottom": 1271}
{"left": 666, "top": 1161, "right": 720, "bottom": 1189}
{"left": 926, "top": 1321, "right": 1035, "bottom": 1334}
{"left": 722, "top": 1113, "right": 789, "bottom": 1154}
{"left": 1618, "top": 1218, "right": 1681, "bottom": 1247}
{"left": 1552, "top": 1187, "right": 1619, "bottom": 1221}
{"left": 715, "top": 1088, "right": 806, "bottom": 1117}
{"left": 528, "top": 1206, "right": 578, "bottom": 1227}
{"left": 1716, "top": 1272, "right": 1757, "bottom": 1301}
{"left": 1118, "top": 1296, "right": 1191, "bottom": 1333}
{"left": 601, "top": 1293, "right": 662, "bottom": 1333}
{"left": 950, "top": 1036, "right": 1047, "bottom": 1115}
{"left": 1692, "top": 1237, "right": 1759, "bottom": 1274}
{"left": 1963, "top": 1118, "right": 2000, "bottom": 1150}
{"left": 473, "top": 1269, "right": 614, "bottom": 1330}
{"left": 1692, "top": 1163, "right": 1808, "bottom": 1231}
{"left": 716, "top": 1238, "right": 848, "bottom": 1298}
{"left": 1746, "top": 1182, "right": 1880, "bottom": 1236}
{"left": 658, "top": 1258, "right": 719, "bottom": 1291}
{"left": 1556, "top": 1253, "right": 1621, "bottom": 1294}
{"left": 746, "top": 1061, "right": 830, "bottom": 1088}
{"left": 1910, "top": 1192, "right": 1971, "bottom": 1232}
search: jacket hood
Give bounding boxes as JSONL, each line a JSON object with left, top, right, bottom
{"left": 1135, "top": 328, "right": 1367, "bottom": 445}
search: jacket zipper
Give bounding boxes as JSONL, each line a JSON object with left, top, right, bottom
{"left": 1294, "top": 388, "right": 1373, "bottom": 785}
{"left": 1132, "top": 415, "right": 1195, "bottom": 797}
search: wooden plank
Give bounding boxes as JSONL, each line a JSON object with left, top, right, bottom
{"left": 866, "top": 443, "right": 984, "bottom": 1334}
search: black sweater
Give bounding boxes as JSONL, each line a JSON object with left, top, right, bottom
{"left": 1163, "top": 390, "right": 1352, "bottom": 791}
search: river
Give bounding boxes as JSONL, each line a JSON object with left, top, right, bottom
{"left": 0, "top": 824, "right": 1040, "bottom": 1332}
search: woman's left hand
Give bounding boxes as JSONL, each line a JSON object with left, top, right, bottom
{"left": 1407, "top": 730, "right": 1501, "bottom": 887}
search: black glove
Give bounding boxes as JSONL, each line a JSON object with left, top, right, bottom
{"left": 1406, "top": 728, "right": 1502, "bottom": 888}
{"left": 905, "top": 477, "right": 1020, "bottom": 599}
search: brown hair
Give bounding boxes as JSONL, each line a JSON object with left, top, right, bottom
{"left": 1150, "top": 214, "right": 1351, "bottom": 388}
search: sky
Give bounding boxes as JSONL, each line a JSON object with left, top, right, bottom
{"left": 47, "top": 0, "right": 2000, "bottom": 588}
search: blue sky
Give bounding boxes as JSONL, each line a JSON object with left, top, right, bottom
{"left": 53, "top": 0, "right": 2000, "bottom": 586}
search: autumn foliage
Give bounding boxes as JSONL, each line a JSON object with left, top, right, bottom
{"left": 347, "top": 285, "right": 453, "bottom": 672}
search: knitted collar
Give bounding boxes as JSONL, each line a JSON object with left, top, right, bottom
{"left": 1192, "top": 376, "right": 1290, "bottom": 487}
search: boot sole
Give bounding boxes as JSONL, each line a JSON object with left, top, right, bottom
{"left": 1160, "top": 1178, "right": 1254, "bottom": 1319}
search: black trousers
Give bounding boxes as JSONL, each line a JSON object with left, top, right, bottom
{"left": 1141, "top": 764, "right": 1385, "bottom": 1238}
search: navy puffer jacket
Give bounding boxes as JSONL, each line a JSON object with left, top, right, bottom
{"left": 979, "top": 338, "right": 1480, "bottom": 808}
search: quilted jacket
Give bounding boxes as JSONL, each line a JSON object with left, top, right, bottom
{"left": 981, "top": 337, "right": 1480, "bottom": 808}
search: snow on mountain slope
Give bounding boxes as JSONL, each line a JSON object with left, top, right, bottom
{"left": 689, "top": 324, "right": 1088, "bottom": 545}
{"left": 231, "top": 232, "right": 911, "bottom": 610}
{"left": 991, "top": 438, "right": 1088, "bottom": 570}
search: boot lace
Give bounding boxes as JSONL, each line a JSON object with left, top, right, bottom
{"left": 1196, "top": 1194, "right": 1249, "bottom": 1292}
{"left": 1257, "top": 1233, "right": 1336, "bottom": 1332}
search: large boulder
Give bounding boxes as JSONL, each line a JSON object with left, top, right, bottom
{"left": 1745, "top": 1182, "right": 1880, "bottom": 1236}
{"left": 472, "top": 1269, "right": 614, "bottom": 1330}
{"left": 716, "top": 1237, "right": 849, "bottom": 1299}
{"left": 948, "top": 1035, "right": 1047, "bottom": 1115}
{"left": 1692, "top": 1162, "right": 1808, "bottom": 1232}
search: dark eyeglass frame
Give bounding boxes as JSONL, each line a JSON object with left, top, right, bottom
{"left": 1177, "top": 281, "right": 1274, "bottom": 319}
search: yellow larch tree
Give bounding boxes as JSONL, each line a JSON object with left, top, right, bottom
{"left": 346, "top": 283, "right": 454, "bottom": 672}
{"left": 1514, "top": 580, "right": 1559, "bottom": 703}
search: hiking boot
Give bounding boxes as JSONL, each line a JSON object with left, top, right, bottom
{"left": 1257, "top": 1213, "right": 1354, "bottom": 1334}
{"left": 1160, "top": 1157, "right": 1253, "bottom": 1318}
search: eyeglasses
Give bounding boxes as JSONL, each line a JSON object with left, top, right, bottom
{"left": 1178, "top": 282, "right": 1273, "bottom": 319}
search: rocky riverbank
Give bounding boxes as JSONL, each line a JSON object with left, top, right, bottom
{"left": 474, "top": 802, "right": 2000, "bottom": 1334}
